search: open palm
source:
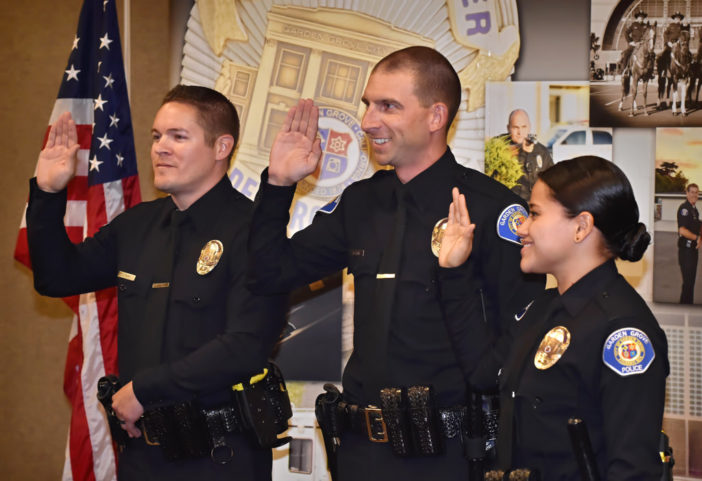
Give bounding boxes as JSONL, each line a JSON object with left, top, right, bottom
{"left": 268, "top": 99, "right": 322, "bottom": 186}
{"left": 36, "top": 111, "right": 79, "bottom": 193}
{"left": 439, "top": 187, "right": 476, "bottom": 268}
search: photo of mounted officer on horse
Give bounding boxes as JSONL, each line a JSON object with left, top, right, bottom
{"left": 619, "top": 10, "right": 700, "bottom": 117}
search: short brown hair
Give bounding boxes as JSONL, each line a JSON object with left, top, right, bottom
{"left": 372, "top": 46, "right": 462, "bottom": 132}
{"left": 161, "top": 85, "right": 240, "bottom": 162}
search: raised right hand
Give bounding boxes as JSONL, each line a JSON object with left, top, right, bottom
{"left": 36, "top": 111, "right": 80, "bottom": 193}
{"left": 438, "top": 187, "right": 476, "bottom": 268}
{"left": 268, "top": 98, "right": 322, "bottom": 186}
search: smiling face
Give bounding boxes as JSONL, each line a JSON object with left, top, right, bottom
{"left": 151, "top": 101, "right": 230, "bottom": 210}
{"left": 687, "top": 185, "right": 699, "bottom": 205}
{"left": 360, "top": 68, "right": 438, "bottom": 179}
{"left": 517, "top": 180, "right": 578, "bottom": 277}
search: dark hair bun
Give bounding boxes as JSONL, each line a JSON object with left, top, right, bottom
{"left": 618, "top": 222, "right": 650, "bottom": 261}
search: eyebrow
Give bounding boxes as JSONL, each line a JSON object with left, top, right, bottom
{"left": 151, "top": 127, "right": 189, "bottom": 135}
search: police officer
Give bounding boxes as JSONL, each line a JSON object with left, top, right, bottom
{"left": 26, "top": 86, "right": 286, "bottom": 480}
{"left": 440, "top": 156, "right": 668, "bottom": 480}
{"left": 620, "top": 10, "right": 649, "bottom": 75}
{"left": 658, "top": 12, "right": 687, "bottom": 80}
{"left": 677, "top": 183, "right": 700, "bottom": 304}
{"left": 248, "top": 46, "right": 545, "bottom": 480}
{"left": 498, "top": 109, "right": 553, "bottom": 201}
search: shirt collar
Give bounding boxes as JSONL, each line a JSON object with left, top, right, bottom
{"left": 559, "top": 258, "right": 619, "bottom": 317}
{"left": 162, "top": 175, "right": 233, "bottom": 232}
{"left": 401, "top": 148, "right": 457, "bottom": 213}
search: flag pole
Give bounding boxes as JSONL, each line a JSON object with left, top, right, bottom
{"left": 123, "top": 0, "right": 131, "bottom": 97}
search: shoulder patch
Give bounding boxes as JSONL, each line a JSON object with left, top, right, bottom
{"left": 681, "top": 208, "right": 688, "bottom": 216}
{"left": 318, "top": 196, "right": 340, "bottom": 214}
{"left": 602, "top": 327, "right": 655, "bottom": 376}
{"left": 497, "top": 204, "right": 527, "bottom": 245}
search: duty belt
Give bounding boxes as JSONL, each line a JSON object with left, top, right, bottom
{"left": 140, "top": 400, "right": 244, "bottom": 463}
{"left": 98, "top": 362, "right": 292, "bottom": 464}
{"left": 339, "top": 402, "right": 468, "bottom": 442}
{"left": 337, "top": 385, "right": 470, "bottom": 457}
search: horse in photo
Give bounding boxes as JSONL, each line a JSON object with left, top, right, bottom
{"left": 619, "top": 22, "right": 657, "bottom": 116}
{"left": 659, "top": 29, "right": 693, "bottom": 115}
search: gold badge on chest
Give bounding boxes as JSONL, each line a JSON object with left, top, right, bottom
{"left": 534, "top": 326, "right": 571, "bottom": 370}
{"left": 197, "top": 240, "right": 224, "bottom": 275}
{"left": 430, "top": 217, "right": 449, "bottom": 257}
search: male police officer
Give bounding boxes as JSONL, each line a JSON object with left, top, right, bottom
{"left": 248, "top": 46, "right": 544, "bottom": 480}
{"left": 26, "top": 86, "right": 286, "bottom": 480}
{"left": 677, "top": 183, "right": 701, "bottom": 304}
{"left": 620, "top": 10, "right": 650, "bottom": 75}
{"left": 499, "top": 109, "right": 553, "bottom": 201}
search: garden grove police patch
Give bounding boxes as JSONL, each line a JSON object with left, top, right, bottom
{"left": 603, "top": 327, "right": 655, "bottom": 376}
{"left": 497, "top": 204, "right": 527, "bottom": 245}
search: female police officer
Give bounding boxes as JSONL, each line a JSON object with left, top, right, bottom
{"left": 439, "top": 156, "right": 668, "bottom": 480}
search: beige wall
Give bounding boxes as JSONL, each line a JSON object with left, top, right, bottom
{"left": 0, "top": 0, "right": 171, "bottom": 478}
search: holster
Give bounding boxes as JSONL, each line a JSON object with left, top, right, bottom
{"left": 315, "top": 383, "right": 343, "bottom": 481}
{"left": 567, "top": 418, "right": 600, "bottom": 481}
{"left": 96, "top": 375, "right": 129, "bottom": 451}
{"left": 234, "top": 361, "right": 293, "bottom": 449}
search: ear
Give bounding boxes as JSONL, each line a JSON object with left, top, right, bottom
{"left": 573, "top": 211, "right": 595, "bottom": 243}
{"left": 214, "top": 134, "right": 235, "bottom": 161}
{"left": 428, "top": 102, "right": 449, "bottom": 133}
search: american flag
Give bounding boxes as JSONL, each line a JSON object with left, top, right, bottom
{"left": 14, "top": 1, "right": 140, "bottom": 480}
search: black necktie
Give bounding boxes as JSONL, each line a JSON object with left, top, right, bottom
{"left": 363, "top": 186, "right": 407, "bottom": 401}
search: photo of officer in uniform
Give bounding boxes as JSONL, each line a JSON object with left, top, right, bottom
{"left": 653, "top": 127, "right": 702, "bottom": 306}
{"left": 494, "top": 109, "right": 554, "bottom": 201}
{"left": 677, "top": 183, "right": 701, "bottom": 304}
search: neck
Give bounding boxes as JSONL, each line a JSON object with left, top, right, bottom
{"left": 553, "top": 252, "right": 610, "bottom": 294}
{"left": 170, "top": 175, "right": 224, "bottom": 211}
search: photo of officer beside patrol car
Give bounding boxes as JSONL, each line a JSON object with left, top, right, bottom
{"left": 484, "top": 80, "right": 612, "bottom": 200}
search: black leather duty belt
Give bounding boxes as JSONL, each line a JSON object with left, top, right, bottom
{"left": 338, "top": 401, "right": 467, "bottom": 443}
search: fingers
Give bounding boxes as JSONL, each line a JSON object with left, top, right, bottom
{"left": 67, "top": 114, "right": 78, "bottom": 147}
{"left": 121, "top": 420, "right": 142, "bottom": 438}
{"left": 450, "top": 187, "right": 472, "bottom": 226}
{"left": 290, "top": 100, "right": 304, "bottom": 133}
{"left": 304, "top": 102, "right": 319, "bottom": 141}
{"left": 46, "top": 112, "right": 75, "bottom": 149}
{"left": 286, "top": 99, "right": 318, "bottom": 137}
{"left": 457, "top": 190, "right": 471, "bottom": 226}
{"left": 281, "top": 104, "right": 297, "bottom": 133}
